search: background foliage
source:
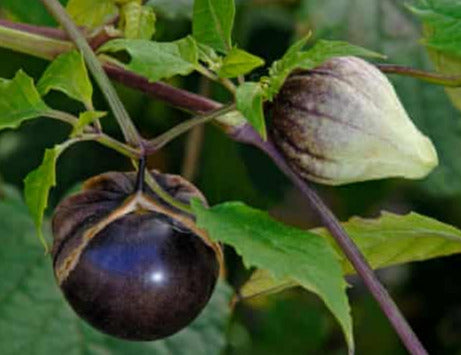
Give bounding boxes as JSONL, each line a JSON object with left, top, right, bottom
{"left": 1, "top": 0, "right": 461, "bottom": 354}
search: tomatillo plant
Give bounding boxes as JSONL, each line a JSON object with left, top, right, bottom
{"left": 1, "top": 0, "right": 461, "bottom": 354}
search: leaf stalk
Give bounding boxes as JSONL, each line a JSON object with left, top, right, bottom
{"left": 39, "top": 0, "right": 144, "bottom": 150}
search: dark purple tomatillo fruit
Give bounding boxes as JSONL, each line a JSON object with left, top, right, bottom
{"left": 51, "top": 171, "right": 221, "bottom": 341}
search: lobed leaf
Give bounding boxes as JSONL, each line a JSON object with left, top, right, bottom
{"left": 235, "top": 82, "right": 267, "bottom": 140}
{"left": 192, "top": 0, "right": 235, "bottom": 53}
{"left": 0, "top": 191, "right": 233, "bottom": 355}
{"left": 66, "top": 0, "right": 118, "bottom": 29}
{"left": 192, "top": 200, "right": 354, "bottom": 351}
{"left": 98, "top": 36, "right": 198, "bottom": 82}
{"left": 218, "top": 47, "right": 265, "bottom": 78}
{"left": 0, "top": 71, "right": 50, "bottom": 131}
{"left": 38, "top": 50, "right": 94, "bottom": 109}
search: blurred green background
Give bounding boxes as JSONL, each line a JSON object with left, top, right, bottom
{"left": 1, "top": 0, "right": 461, "bottom": 354}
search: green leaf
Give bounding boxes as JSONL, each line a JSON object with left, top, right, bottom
{"left": 38, "top": 50, "right": 94, "bottom": 109}
{"left": 217, "top": 47, "right": 265, "bottom": 78}
{"left": 427, "top": 50, "right": 461, "bottom": 112}
{"left": 66, "top": 0, "right": 118, "bottom": 29}
{"left": 0, "top": 192, "right": 233, "bottom": 354}
{"left": 316, "top": 211, "right": 461, "bottom": 274}
{"left": 236, "top": 82, "right": 267, "bottom": 140}
{"left": 409, "top": 1, "right": 461, "bottom": 58}
{"left": 192, "top": 200, "right": 353, "bottom": 351}
{"left": 408, "top": 1, "right": 461, "bottom": 113}
{"left": 267, "top": 38, "right": 383, "bottom": 100}
{"left": 197, "top": 43, "right": 222, "bottom": 72}
{"left": 120, "top": 2, "right": 156, "bottom": 40}
{"left": 297, "top": 0, "right": 461, "bottom": 197}
{"left": 146, "top": 0, "right": 193, "bottom": 19}
{"left": 239, "top": 269, "right": 295, "bottom": 300}
{"left": 0, "top": 0, "right": 66, "bottom": 25}
{"left": 23, "top": 145, "right": 66, "bottom": 251}
{"left": 0, "top": 70, "right": 50, "bottom": 131}
{"left": 240, "top": 211, "right": 461, "bottom": 300}
{"left": 71, "top": 111, "right": 107, "bottom": 137}
{"left": 98, "top": 36, "right": 198, "bottom": 82}
{"left": 192, "top": 0, "right": 235, "bottom": 53}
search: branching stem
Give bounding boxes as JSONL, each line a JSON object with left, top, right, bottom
{"left": 231, "top": 124, "right": 428, "bottom": 355}
{"left": 1, "top": 14, "right": 429, "bottom": 354}
{"left": 144, "top": 104, "right": 236, "bottom": 155}
{"left": 40, "top": 0, "right": 143, "bottom": 149}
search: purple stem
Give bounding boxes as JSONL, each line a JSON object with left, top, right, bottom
{"left": 0, "top": 18, "right": 68, "bottom": 39}
{"left": 231, "top": 124, "right": 428, "bottom": 355}
{"left": 103, "top": 64, "right": 222, "bottom": 113}
{"left": 0, "top": 17, "right": 428, "bottom": 354}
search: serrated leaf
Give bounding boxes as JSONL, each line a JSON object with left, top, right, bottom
{"left": 409, "top": 1, "right": 461, "bottom": 57}
{"left": 0, "top": 191, "right": 233, "bottom": 354}
{"left": 236, "top": 82, "right": 267, "bottom": 140}
{"left": 38, "top": 50, "right": 94, "bottom": 109}
{"left": 192, "top": 200, "right": 353, "bottom": 351}
{"left": 192, "top": 0, "right": 235, "bottom": 53}
{"left": 99, "top": 36, "right": 198, "bottom": 82}
{"left": 120, "top": 2, "right": 156, "bottom": 40}
{"left": 66, "top": 0, "right": 118, "bottom": 29}
{"left": 71, "top": 111, "right": 107, "bottom": 137}
{"left": 267, "top": 38, "right": 383, "bottom": 100}
{"left": 317, "top": 211, "right": 461, "bottom": 274}
{"left": 240, "top": 211, "right": 461, "bottom": 300}
{"left": 408, "top": 1, "right": 461, "bottom": 113}
{"left": 23, "top": 145, "right": 66, "bottom": 251}
{"left": 217, "top": 47, "right": 265, "bottom": 78}
{"left": 0, "top": 70, "right": 50, "bottom": 131}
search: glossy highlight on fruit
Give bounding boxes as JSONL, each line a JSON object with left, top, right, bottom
{"left": 51, "top": 171, "right": 221, "bottom": 341}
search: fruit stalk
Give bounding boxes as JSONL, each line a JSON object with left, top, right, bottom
{"left": 14, "top": 8, "right": 427, "bottom": 353}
